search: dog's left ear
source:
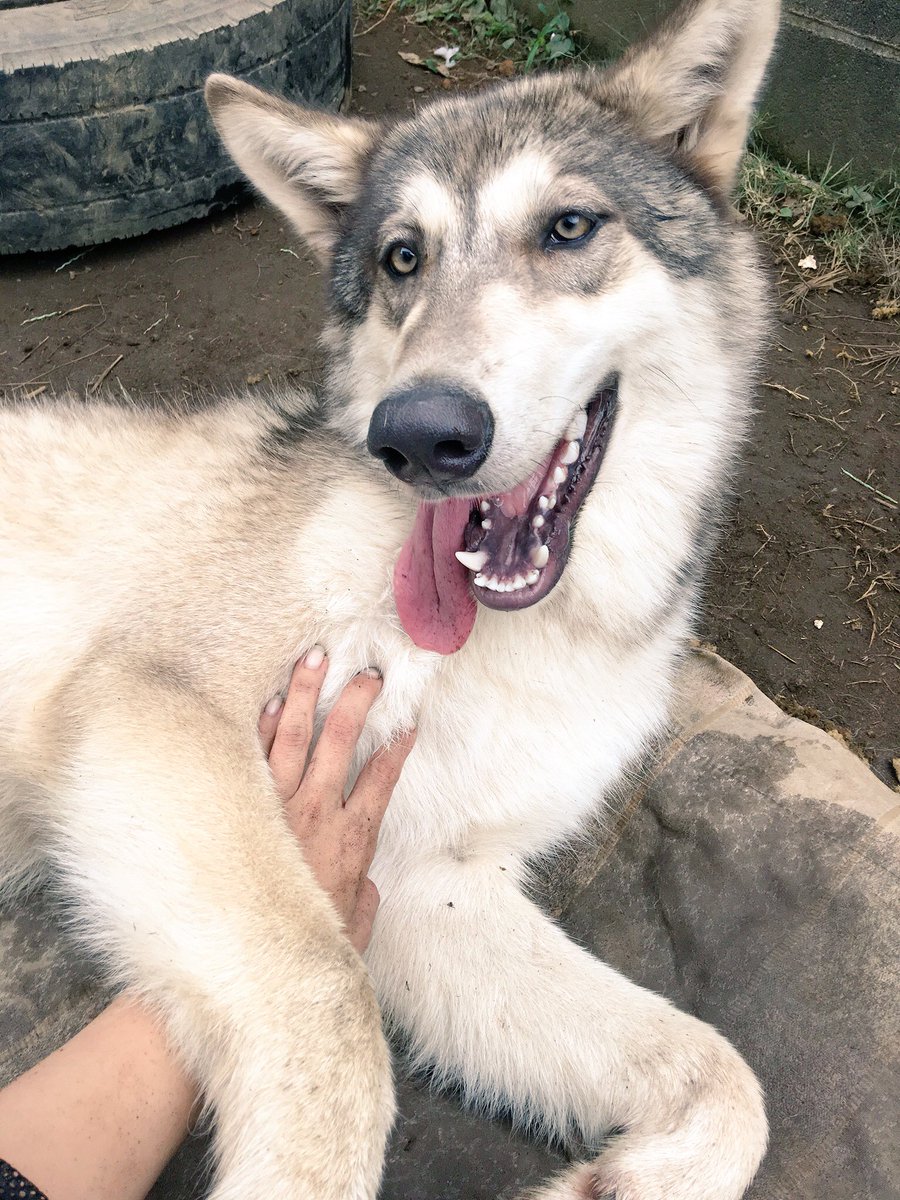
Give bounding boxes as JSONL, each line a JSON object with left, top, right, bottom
{"left": 593, "top": 0, "right": 780, "bottom": 196}
{"left": 205, "top": 75, "right": 380, "bottom": 260}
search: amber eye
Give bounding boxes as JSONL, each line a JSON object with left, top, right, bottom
{"left": 385, "top": 242, "right": 419, "bottom": 277}
{"left": 547, "top": 211, "right": 597, "bottom": 246}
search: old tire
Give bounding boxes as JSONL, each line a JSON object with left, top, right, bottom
{"left": 0, "top": 0, "right": 352, "bottom": 255}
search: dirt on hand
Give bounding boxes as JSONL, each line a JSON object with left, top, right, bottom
{"left": 0, "top": 7, "right": 896, "bottom": 783}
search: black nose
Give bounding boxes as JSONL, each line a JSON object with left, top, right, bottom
{"left": 367, "top": 380, "right": 494, "bottom": 485}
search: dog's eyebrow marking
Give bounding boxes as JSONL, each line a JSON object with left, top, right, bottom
{"left": 475, "top": 153, "right": 557, "bottom": 235}
{"left": 395, "top": 172, "right": 458, "bottom": 243}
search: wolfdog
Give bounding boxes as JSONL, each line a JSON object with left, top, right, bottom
{"left": 0, "top": 0, "right": 779, "bottom": 1195}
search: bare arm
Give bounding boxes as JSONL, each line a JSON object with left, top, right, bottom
{"left": 0, "top": 650, "right": 413, "bottom": 1200}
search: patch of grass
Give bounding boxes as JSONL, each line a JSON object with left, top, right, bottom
{"left": 737, "top": 133, "right": 900, "bottom": 304}
{"left": 359, "top": 0, "right": 582, "bottom": 71}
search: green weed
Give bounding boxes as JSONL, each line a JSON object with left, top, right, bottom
{"left": 737, "top": 133, "right": 900, "bottom": 299}
{"left": 363, "top": 0, "right": 581, "bottom": 70}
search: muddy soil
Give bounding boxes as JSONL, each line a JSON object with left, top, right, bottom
{"left": 1, "top": 8, "right": 897, "bottom": 781}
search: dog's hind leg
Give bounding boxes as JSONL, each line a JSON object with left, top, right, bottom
{"left": 367, "top": 853, "right": 766, "bottom": 1200}
{"left": 42, "top": 663, "right": 393, "bottom": 1200}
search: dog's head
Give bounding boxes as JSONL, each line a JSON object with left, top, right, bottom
{"left": 207, "top": 0, "right": 778, "bottom": 653}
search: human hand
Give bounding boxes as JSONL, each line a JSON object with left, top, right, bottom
{"left": 259, "top": 649, "right": 415, "bottom": 953}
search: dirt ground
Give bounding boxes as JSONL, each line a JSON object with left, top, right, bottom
{"left": 1, "top": 9, "right": 897, "bottom": 783}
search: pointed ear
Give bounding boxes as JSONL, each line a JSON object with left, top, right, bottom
{"left": 593, "top": 0, "right": 779, "bottom": 196}
{"left": 205, "top": 74, "right": 380, "bottom": 259}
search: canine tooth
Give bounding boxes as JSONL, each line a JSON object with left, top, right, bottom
{"left": 480, "top": 500, "right": 491, "bottom": 514}
{"left": 482, "top": 518, "right": 492, "bottom": 530}
{"left": 532, "top": 515, "right": 545, "bottom": 530}
{"left": 566, "top": 410, "right": 587, "bottom": 441}
{"left": 530, "top": 544, "right": 550, "bottom": 568}
{"left": 526, "top": 569, "right": 540, "bottom": 585}
{"left": 560, "top": 440, "right": 580, "bottom": 465}
{"left": 456, "top": 550, "right": 488, "bottom": 572}
{"left": 553, "top": 465, "right": 568, "bottom": 486}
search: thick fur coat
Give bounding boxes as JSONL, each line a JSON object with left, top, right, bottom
{"left": 1, "top": 1, "right": 779, "bottom": 1196}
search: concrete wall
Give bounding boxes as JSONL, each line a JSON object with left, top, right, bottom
{"left": 514, "top": 0, "right": 899, "bottom": 179}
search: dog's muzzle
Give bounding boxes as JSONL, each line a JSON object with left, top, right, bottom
{"left": 367, "top": 379, "right": 494, "bottom": 487}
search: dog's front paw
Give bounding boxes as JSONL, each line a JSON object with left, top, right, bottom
{"left": 525, "top": 1023, "right": 766, "bottom": 1200}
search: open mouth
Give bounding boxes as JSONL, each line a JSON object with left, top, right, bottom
{"left": 457, "top": 383, "right": 618, "bottom": 611}
{"left": 392, "top": 380, "right": 618, "bottom": 654}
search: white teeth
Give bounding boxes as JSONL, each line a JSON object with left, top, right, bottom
{"left": 532, "top": 515, "right": 545, "bottom": 530}
{"left": 560, "top": 440, "right": 580, "bottom": 465}
{"left": 476, "top": 569, "right": 542, "bottom": 592}
{"left": 530, "top": 544, "right": 550, "bottom": 568}
{"left": 482, "top": 518, "right": 492, "bottom": 530}
{"left": 455, "top": 550, "right": 489, "bottom": 572}
{"left": 538, "top": 495, "right": 550, "bottom": 511}
{"left": 480, "top": 500, "right": 491, "bottom": 514}
{"left": 547, "top": 491, "right": 556, "bottom": 508}
{"left": 553, "top": 465, "right": 568, "bottom": 486}
{"left": 566, "top": 409, "right": 587, "bottom": 441}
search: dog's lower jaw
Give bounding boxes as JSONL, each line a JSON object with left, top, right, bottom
{"left": 463, "top": 382, "right": 619, "bottom": 610}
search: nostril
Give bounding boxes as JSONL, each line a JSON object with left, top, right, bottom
{"left": 434, "top": 439, "right": 469, "bottom": 461}
{"left": 380, "top": 447, "right": 409, "bottom": 475}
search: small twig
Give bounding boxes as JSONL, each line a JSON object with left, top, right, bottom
{"left": 767, "top": 644, "right": 798, "bottom": 665}
{"left": 22, "top": 385, "right": 47, "bottom": 400}
{"left": 88, "top": 354, "right": 124, "bottom": 393}
{"left": 59, "top": 302, "right": 102, "bottom": 318}
{"left": 762, "top": 380, "right": 809, "bottom": 402}
{"left": 280, "top": 248, "right": 300, "bottom": 258}
{"left": 55, "top": 249, "right": 89, "bottom": 272}
{"left": 358, "top": 0, "right": 396, "bottom": 35}
{"left": 841, "top": 469, "right": 897, "bottom": 507}
{"left": 18, "top": 335, "right": 49, "bottom": 364}
{"left": 752, "top": 524, "right": 773, "bottom": 558}
{"left": 21, "top": 311, "right": 59, "bottom": 325}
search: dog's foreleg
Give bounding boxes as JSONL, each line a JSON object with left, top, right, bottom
{"left": 47, "top": 668, "right": 393, "bottom": 1200}
{"left": 368, "top": 854, "right": 765, "bottom": 1200}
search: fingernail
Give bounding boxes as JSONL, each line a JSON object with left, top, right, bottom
{"left": 361, "top": 666, "right": 382, "bottom": 680}
{"left": 303, "top": 645, "right": 326, "bottom": 670}
{"left": 264, "top": 694, "right": 284, "bottom": 717}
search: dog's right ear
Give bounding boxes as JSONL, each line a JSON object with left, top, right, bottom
{"left": 205, "top": 75, "right": 379, "bottom": 260}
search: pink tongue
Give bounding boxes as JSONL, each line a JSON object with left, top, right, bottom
{"left": 393, "top": 498, "right": 476, "bottom": 654}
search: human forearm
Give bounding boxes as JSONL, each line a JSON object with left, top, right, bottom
{"left": 0, "top": 993, "right": 196, "bottom": 1200}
